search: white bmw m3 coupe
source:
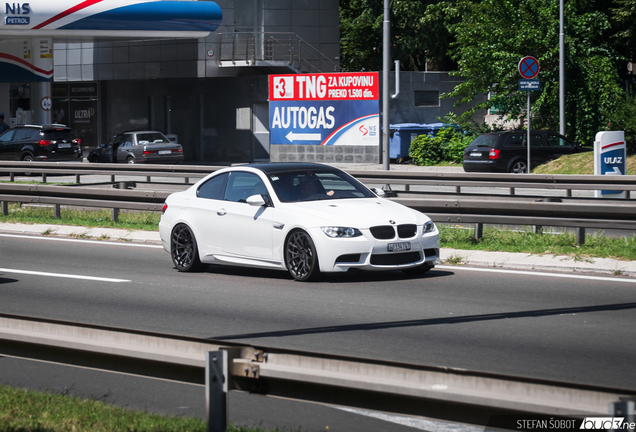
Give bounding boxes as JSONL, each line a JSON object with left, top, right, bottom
{"left": 159, "top": 163, "right": 440, "bottom": 281}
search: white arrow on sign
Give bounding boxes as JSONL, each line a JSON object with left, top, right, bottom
{"left": 286, "top": 131, "right": 321, "bottom": 142}
{"left": 605, "top": 167, "right": 622, "bottom": 175}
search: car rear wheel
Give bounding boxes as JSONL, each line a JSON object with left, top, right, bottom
{"left": 21, "top": 154, "right": 35, "bottom": 176}
{"left": 285, "top": 230, "right": 320, "bottom": 281}
{"left": 171, "top": 224, "right": 205, "bottom": 272}
{"left": 127, "top": 156, "right": 136, "bottom": 164}
{"left": 510, "top": 160, "right": 528, "bottom": 174}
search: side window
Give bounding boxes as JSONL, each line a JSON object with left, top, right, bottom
{"left": 124, "top": 135, "right": 134, "bottom": 147}
{"left": 224, "top": 172, "right": 266, "bottom": 203}
{"left": 529, "top": 134, "right": 546, "bottom": 147}
{"left": 197, "top": 173, "right": 229, "bottom": 200}
{"left": 546, "top": 134, "right": 572, "bottom": 147}
{"left": 0, "top": 130, "right": 16, "bottom": 142}
{"left": 503, "top": 134, "right": 524, "bottom": 147}
{"left": 13, "top": 129, "right": 31, "bottom": 140}
{"left": 26, "top": 129, "right": 39, "bottom": 139}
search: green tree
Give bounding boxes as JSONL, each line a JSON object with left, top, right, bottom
{"left": 437, "top": 0, "right": 627, "bottom": 146}
{"left": 340, "top": 0, "right": 455, "bottom": 72}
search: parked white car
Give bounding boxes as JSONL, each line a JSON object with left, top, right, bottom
{"left": 159, "top": 163, "right": 440, "bottom": 281}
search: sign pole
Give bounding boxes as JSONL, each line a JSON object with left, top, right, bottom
{"left": 527, "top": 91, "right": 531, "bottom": 174}
{"left": 382, "top": 0, "right": 390, "bottom": 170}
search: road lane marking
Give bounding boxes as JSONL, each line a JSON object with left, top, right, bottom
{"left": 336, "top": 407, "right": 483, "bottom": 432}
{"left": 0, "top": 268, "right": 130, "bottom": 283}
{"left": 436, "top": 265, "right": 636, "bottom": 284}
{"left": 0, "top": 234, "right": 163, "bottom": 248}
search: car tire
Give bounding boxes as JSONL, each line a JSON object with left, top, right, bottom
{"left": 285, "top": 229, "right": 320, "bottom": 281}
{"left": 21, "top": 154, "right": 35, "bottom": 176}
{"left": 126, "top": 156, "right": 136, "bottom": 164}
{"left": 510, "top": 160, "right": 528, "bottom": 174}
{"left": 402, "top": 264, "right": 434, "bottom": 275}
{"left": 171, "top": 224, "right": 206, "bottom": 272}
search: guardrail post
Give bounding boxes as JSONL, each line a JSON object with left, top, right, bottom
{"left": 509, "top": 187, "right": 515, "bottom": 195}
{"left": 474, "top": 223, "right": 483, "bottom": 240}
{"left": 146, "top": 176, "right": 151, "bottom": 182}
{"left": 610, "top": 398, "right": 635, "bottom": 430}
{"left": 75, "top": 174, "right": 80, "bottom": 183}
{"left": 534, "top": 225, "right": 543, "bottom": 235}
{"left": 577, "top": 228, "right": 586, "bottom": 245}
{"left": 42, "top": 173, "right": 47, "bottom": 183}
{"left": 111, "top": 208, "right": 119, "bottom": 222}
{"left": 206, "top": 350, "right": 228, "bottom": 432}
{"left": 566, "top": 189, "right": 572, "bottom": 197}
{"left": 1, "top": 201, "right": 7, "bottom": 216}
{"left": 455, "top": 186, "right": 461, "bottom": 194}
{"left": 111, "top": 175, "right": 115, "bottom": 183}
{"left": 10, "top": 172, "right": 14, "bottom": 182}
{"left": 54, "top": 204, "right": 61, "bottom": 219}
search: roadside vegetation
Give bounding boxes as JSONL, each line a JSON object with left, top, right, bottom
{"left": 0, "top": 384, "right": 277, "bottom": 432}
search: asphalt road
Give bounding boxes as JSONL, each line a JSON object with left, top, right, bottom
{"left": 1, "top": 234, "right": 635, "bottom": 431}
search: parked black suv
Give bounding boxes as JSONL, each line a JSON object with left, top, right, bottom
{"left": 0, "top": 124, "right": 82, "bottom": 162}
{"left": 462, "top": 130, "right": 592, "bottom": 173}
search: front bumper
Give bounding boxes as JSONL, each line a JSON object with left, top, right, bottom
{"left": 311, "top": 226, "right": 440, "bottom": 273}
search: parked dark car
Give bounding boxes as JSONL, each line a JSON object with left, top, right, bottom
{"left": 87, "top": 130, "right": 183, "bottom": 164}
{"left": 0, "top": 124, "right": 82, "bottom": 162}
{"left": 462, "top": 130, "right": 592, "bottom": 173}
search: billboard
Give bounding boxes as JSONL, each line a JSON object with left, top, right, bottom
{"left": 269, "top": 72, "right": 379, "bottom": 146}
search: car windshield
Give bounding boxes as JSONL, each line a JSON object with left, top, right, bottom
{"left": 42, "top": 129, "right": 75, "bottom": 140}
{"left": 137, "top": 133, "right": 169, "bottom": 145}
{"left": 268, "top": 170, "right": 374, "bottom": 202}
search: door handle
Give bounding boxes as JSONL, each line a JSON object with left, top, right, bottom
{"left": 217, "top": 209, "right": 227, "bottom": 216}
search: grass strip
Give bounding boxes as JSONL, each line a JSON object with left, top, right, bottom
{"left": 439, "top": 225, "right": 636, "bottom": 261}
{"left": 0, "top": 384, "right": 274, "bottom": 432}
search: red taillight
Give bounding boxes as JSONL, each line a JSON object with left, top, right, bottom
{"left": 143, "top": 150, "right": 157, "bottom": 155}
{"left": 38, "top": 140, "right": 51, "bottom": 147}
{"left": 73, "top": 139, "right": 81, "bottom": 145}
{"left": 161, "top": 203, "right": 168, "bottom": 214}
{"left": 489, "top": 149, "right": 500, "bottom": 159}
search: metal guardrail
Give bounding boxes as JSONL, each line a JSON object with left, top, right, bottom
{"left": 2, "top": 162, "right": 636, "bottom": 242}
{"left": 1, "top": 313, "right": 634, "bottom": 431}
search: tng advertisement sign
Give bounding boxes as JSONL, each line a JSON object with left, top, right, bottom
{"left": 269, "top": 72, "right": 379, "bottom": 146}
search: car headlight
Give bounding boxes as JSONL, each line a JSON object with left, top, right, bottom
{"left": 423, "top": 221, "right": 436, "bottom": 234}
{"left": 321, "top": 227, "right": 362, "bottom": 238}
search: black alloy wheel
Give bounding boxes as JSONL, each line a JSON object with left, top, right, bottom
{"left": 285, "top": 230, "right": 320, "bottom": 281}
{"left": 171, "top": 224, "right": 205, "bottom": 272}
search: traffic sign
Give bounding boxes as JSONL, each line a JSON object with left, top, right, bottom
{"left": 518, "top": 56, "right": 540, "bottom": 79}
{"left": 518, "top": 79, "right": 540, "bottom": 91}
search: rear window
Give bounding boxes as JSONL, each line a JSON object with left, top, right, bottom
{"left": 470, "top": 134, "right": 500, "bottom": 148}
{"left": 42, "top": 129, "right": 75, "bottom": 140}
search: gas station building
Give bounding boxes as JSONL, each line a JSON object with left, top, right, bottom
{"left": 0, "top": 0, "right": 483, "bottom": 165}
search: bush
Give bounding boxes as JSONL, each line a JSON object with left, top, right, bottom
{"left": 606, "top": 96, "right": 636, "bottom": 155}
{"left": 409, "top": 126, "right": 476, "bottom": 166}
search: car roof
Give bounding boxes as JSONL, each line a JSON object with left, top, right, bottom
{"left": 15, "top": 124, "right": 71, "bottom": 130}
{"left": 239, "top": 162, "right": 342, "bottom": 175}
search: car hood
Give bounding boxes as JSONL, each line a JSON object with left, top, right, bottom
{"left": 279, "top": 197, "right": 429, "bottom": 228}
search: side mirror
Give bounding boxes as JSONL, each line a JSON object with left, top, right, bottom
{"left": 247, "top": 194, "right": 268, "bottom": 207}
{"left": 371, "top": 188, "right": 385, "bottom": 197}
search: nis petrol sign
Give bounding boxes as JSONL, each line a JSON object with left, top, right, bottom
{"left": 4, "top": 3, "right": 31, "bottom": 25}
{"left": 269, "top": 72, "right": 379, "bottom": 146}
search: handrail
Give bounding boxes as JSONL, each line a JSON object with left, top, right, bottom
{"left": 1, "top": 313, "right": 633, "bottom": 431}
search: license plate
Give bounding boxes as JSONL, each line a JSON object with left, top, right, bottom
{"left": 470, "top": 152, "right": 482, "bottom": 157}
{"left": 387, "top": 242, "right": 411, "bottom": 252}
{"left": 57, "top": 143, "right": 72, "bottom": 149}
{"left": 158, "top": 150, "right": 172, "bottom": 155}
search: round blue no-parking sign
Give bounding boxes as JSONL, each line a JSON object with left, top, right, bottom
{"left": 518, "top": 56, "right": 540, "bottom": 79}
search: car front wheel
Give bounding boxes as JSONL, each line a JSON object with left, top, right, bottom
{"left": 285, "top": 230, "right": 320, "bottom": 281}
{"left": 171, "top": 224, "right": 205, "bottom": 272}
{"left": 510, "top": 160, "right": 528, "bottom": 174}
